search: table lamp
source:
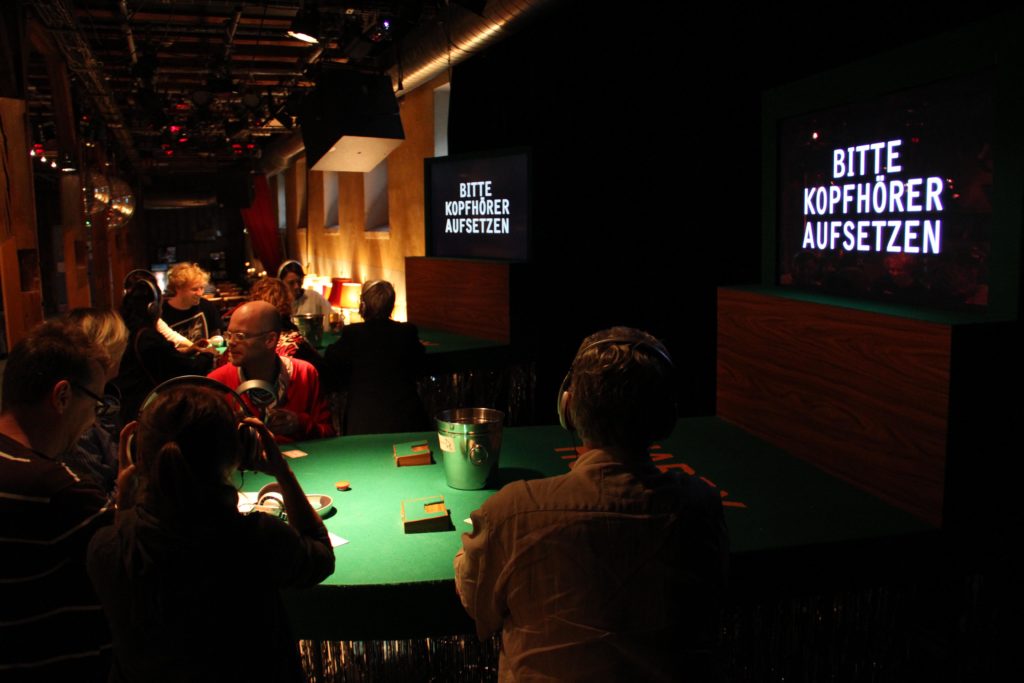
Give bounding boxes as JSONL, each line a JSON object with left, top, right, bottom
{"left": 339, "top": 281, "right": 363, "bottom": 324}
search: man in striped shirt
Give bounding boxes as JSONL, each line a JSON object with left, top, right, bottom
{"left": 0, "top": 321, "right": 115, "bottom": 681}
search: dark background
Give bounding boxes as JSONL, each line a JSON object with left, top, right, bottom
{"left": 445, "top": 1, "right": 1014, "bottom": 419}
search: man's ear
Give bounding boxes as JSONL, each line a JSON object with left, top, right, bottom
{"left": 52, "top": 379, "right": 72, "bottom": 414}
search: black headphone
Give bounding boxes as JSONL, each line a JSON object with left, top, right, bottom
{"left": 277, "top": 259, "right": 304, "bottom": 280}
{"left": 123, "top": 269, "right": 162, "bottom": 320}
{"left": 127, "top": 376, "right": 263, "bottom": 470}
{"left": 557, "top": 336, "right": 676, "bottom": 438}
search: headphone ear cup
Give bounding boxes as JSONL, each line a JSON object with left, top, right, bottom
{"left": 558, "top": 390, "right": 573, "bottom": 431}
{"left": 556, "top": 366, "right": 573, "bottom": 431}
{"left": 126, "top": 432, "right": 137, "bottom": 466}
{"left": 238, "top": 423, "right": 262, "bottom": 470}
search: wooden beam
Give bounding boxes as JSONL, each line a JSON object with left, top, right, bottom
{"left": 0, "top": 97, "right": 42, "bottom": 348}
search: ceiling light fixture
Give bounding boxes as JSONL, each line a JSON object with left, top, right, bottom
{"left": 288, "top": 4, "right": 321, "bottom": 44}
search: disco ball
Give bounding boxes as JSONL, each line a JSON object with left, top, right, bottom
{"left": 107, "top": 177, "right": 135, "bottom": 229}
{"left": 82, "top": 169, "right": 110, "bottom": 217}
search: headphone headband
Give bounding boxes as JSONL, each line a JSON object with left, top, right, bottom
{"left": 557, "top": 335, "right": 676, "bottom": 435}
{"left": 277, "top": 259, "right": 304, "bottom": 280}
{"left": 131, "top": 376, "right": 263, "bottom": 470}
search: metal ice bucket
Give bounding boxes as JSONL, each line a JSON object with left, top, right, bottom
{"left": 290, "top": 313, "right": 324, "bottom": 348}
{"left": 436, "top": 408, "right": 505, "bottom": 490}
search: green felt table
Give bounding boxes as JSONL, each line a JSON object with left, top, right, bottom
{"left": 240, "top": 417, "right": 929, "bottom": 640}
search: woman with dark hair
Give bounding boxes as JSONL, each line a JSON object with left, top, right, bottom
{"left": 278, "top": 260, "right": 331, "bottom": 331}
{"left": 87, "top": 384, "right": 334, "bottom": 682}
{"left": 113, "top": 274, "right": 212, "bottom": 423}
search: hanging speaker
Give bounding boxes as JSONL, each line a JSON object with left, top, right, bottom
{"left": 299, "top": 68, "right": 405, "bottom": 173}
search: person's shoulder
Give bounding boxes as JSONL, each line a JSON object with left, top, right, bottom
{"left": 286, "top": 356, "right": 322, "bottom": 384}
{"left": 207, "top": 362, "right": 235, "bottom": 384}
{"left": 479, "top": 476, "right": 552, "bottom": 519}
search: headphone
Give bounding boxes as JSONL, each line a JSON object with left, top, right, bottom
{"left": 557, "top": 336, "right": 676, "bottom": 439}
{"left": 277, "top": 259, "right": 304, "bottom": 280}
{"left": 127, "top": 376, "right": 263, "bottom": 470}
{"left": 123, "top": 269, "right": 163, "bottom": 320}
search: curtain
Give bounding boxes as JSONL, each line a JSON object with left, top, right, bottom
{"left": 240, "top": 174, "right": 283, "bottom": 276}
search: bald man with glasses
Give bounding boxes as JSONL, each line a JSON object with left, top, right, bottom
{"left": 208, "top": 301, "right": 333, "bottom": 442}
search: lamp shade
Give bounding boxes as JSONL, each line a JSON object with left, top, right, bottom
{"left": 339, "top": 282, "right": 362, "bottom": 310}
{"left": 327, "top": 278, "right": 353, "bottom": 307}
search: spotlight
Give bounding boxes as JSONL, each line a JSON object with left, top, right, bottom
{"left": 368, "top": 18, "right": 393, "bottom": 43}
{"left": 288, "top": 5, "right": 321, "bottom": 44}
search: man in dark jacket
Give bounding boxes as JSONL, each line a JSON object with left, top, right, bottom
{"left": 322, "top": 280, "right": 428, "bottom": 435}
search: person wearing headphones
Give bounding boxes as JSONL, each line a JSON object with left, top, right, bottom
{"left": 87, "top": 382, "right": 334, "bottom": 682}
{"left": 322, "top": 280, "right": 428, "bottom": 435}
{"left": 454, "top": 327, "right": 729, "bottom": 682}
{"left": 114, "top": 274, "right": 213, "bottom": 424}
{"left": 278, "top": 260, "right": 331, "bottom": 331}
{"left": 208, "top": 301, "right": 333, "bottom": 442}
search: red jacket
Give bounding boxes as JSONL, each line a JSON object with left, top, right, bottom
{"left": 208, "top": 355, "right": 334, "bottom": 442}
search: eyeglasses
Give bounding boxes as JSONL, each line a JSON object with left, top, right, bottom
{"left": 224, "top": 330, "right": 274, "bottom": 343}
{"left": 71, "top": 382, "right": 120, "bottom": 419}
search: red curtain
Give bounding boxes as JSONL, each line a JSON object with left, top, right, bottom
{"left": 240, "top": 174, "right": 284, "bottom": 276}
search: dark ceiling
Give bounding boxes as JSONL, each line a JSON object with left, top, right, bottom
{"left": 22, "top": 1, "right": 492, "bottom": 181}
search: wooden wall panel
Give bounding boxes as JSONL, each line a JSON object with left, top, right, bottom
{"left": 0, "top": 96, "right": 41, "bottom": 348}
{"left": 717, "top": 288, "right": 950, "bottom": 526}
{"left": 406, "top": 257, "right": 509, "bottom": 342}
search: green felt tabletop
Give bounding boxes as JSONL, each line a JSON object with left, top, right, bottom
{"left": 241, "top": 418, "right": 928, "bottom": 591}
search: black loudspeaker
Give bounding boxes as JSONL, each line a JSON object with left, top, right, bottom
{"left": 299, "top": 68, "right": 404, "bottom": 170}
{"left": 557, "top": 337, "right": 676, "bottom": 436}
{"left": 128, "top": 375, "right": 263, "bottom": 470}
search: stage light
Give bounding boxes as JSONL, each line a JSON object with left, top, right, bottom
{"left": 288, "top": 4, "right": 321, "bottom": 44}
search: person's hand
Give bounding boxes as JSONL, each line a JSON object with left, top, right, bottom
{"left": 243, "top": 417, "right": 289, "bottom": 479}
{"left": 266, "top": 408, "right": 300, "bottom": 436}
{"left": 189, "top": 339, "right": 220, "bottom": 356}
